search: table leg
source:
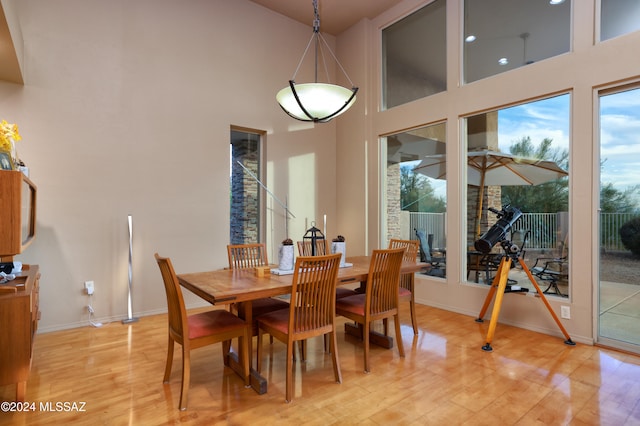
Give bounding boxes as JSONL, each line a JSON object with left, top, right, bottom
{"left": 344, "top": 323, "right": 394, "bottom": 349}
{"left": 228, "top": 301, "right": 268, "bottom": 394}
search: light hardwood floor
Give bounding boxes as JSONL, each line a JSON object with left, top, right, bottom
{"left": 2, "top": 304, "right": 640, "bottom": 425}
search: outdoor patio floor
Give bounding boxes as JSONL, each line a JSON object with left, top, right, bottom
{"left": 599, "top": 280, "right": 640, "bottom": 345}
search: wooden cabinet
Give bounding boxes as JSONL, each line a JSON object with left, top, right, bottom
{"left": 0, "top": 264, "right": 40, "bottom": 401}
{"left": 0, "top": 170, "right": 37, "bottom": 260}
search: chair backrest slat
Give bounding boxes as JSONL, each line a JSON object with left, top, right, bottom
{"left": 388, "top": 239, "right": 419, "bottom": 262}
{"left": 366, "top": 248, "right": 405, "bottom": 316}
{"left": 388, "top": 239, "right": 419, "bottom": 291}
{"left": 289, "top": 254, "right": 341, "bottom": 334}
{"left": 227, "top": 243, "right": 268, "bottom": 270}
{"left": 297, "top": 240, "right": 329, "bottom": 256}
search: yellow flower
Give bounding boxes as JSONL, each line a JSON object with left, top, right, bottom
{"left": 0, "top": 120, "right": 22, "bottom": 152}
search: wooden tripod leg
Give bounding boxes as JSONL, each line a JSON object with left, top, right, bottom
{"left": 476, "top": 263, "right": 501, "bottom": 322}
{"left": 481, "top": 257, "right": 511, "bottom": 352}
{"left": 518, "top": 258, "right": 575, "bottom": 346}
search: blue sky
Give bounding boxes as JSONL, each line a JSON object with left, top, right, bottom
{"left": 421, "top": 88, "right": 640, "bottom": 201}
{"left": 498, "top": 94, "right": 570, "bottom": 154}
{"left": 599, "top": 88, "right": 640, "bottom": 191}
{"left": 499, "top": 90, "right": 640, "bottom": 193}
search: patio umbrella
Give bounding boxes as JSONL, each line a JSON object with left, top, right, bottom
{"left": 412, "top": 150, "right": 568, "bottom": 237}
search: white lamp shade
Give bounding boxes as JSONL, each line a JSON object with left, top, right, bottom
{"left": 276, "top": 82, "right": 357, "bottom": 122}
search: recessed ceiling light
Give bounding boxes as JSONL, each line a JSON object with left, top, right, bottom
{"left": 550, "top": 0, "right": 565, "bottom": 4}
{"left": 465, "top": 35, "right": 476, "bottom": 43}
{"left": 498, "top": 58, "right": 509, "bottom": 65}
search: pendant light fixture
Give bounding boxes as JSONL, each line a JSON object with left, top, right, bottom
{"left": 276, "top": 0, "right": 358, "bottom": 123}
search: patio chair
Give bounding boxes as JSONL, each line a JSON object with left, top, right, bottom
{"left": 467, "top": 250, "right": 500, "bottom": 284}
{"left": 531, "top": 236, "right": 568, "bottom": 297}
{"left": 415, "top": 229, "right": 446, "bottom": 277}
{"left": 468, "top": 228, "right": 530, "bottom": 285}
{"left": 510, "top": 229, "right": 530, "bottom": 261}
{"left": 530, "top": 232, "right": 569, "bottom": 296}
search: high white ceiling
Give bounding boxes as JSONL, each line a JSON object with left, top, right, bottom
{"left": 248, "top": 0, "right": 403, "bottom": 35}
{"left": 0, "top": 0, "right": 400, "bottom": 85}
{"left": 2, "top": 1, "right": 631, "bottom": 86}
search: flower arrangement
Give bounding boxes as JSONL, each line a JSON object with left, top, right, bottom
{"left": 332, "top": 235, "right": 345, "bottom": 242}
{"left": 282, "top": 238, "right": 293, "bottom": 245}
{"left": 0, "top": 120, "right": 21, "bottom": 153}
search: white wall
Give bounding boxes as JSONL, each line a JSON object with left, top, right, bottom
{"left": 0, "top": 0, "right": 339, "bottom": 331}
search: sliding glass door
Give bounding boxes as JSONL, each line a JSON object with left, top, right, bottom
{"left": 598, "top": 86, "right": 640, "bottom": 352}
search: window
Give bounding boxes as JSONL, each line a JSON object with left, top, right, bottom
{"left": 600, "top": 0, "right": 640, "bottom": 41}
{"left": 598, "top": 85, "right": 640, "bottom": 348}
{"left": 230, "top": 128, "right": 263, "bottom": 244}
{"left": 382, "top": 0, "right": 446, "bottom": 110}
{"left": 463, "top": 0, "right": 570, "bottom": 83}
{"left": 464, "top": 95, "right": 570, "bottom": 296}
{"left": 383, "top": 122, "right": 447, "bottom": 278}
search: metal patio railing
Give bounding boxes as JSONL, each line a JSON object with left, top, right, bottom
{"left": 409, "top": 211, "right": 640, "bottom": 252}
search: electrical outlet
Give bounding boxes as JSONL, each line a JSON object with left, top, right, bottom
{"left": 561, "top": 305, "right": 570, "bottom": 319}
{"left": 84, "top": 280, "right": 95, "bottom": 295}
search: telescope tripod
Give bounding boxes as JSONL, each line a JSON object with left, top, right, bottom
{"left": 475, "top": 240, "right": 575, "bottom": 352}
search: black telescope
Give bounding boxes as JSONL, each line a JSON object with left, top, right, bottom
{"left": 474, "top": 205, "right": 522, "bottom": 253}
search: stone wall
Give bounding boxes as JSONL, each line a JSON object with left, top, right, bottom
{"left": 387, "top": 162, "right": 401, "bottom": 241}
{"left": 230, "top": 141, "right": 259, "bottom": 244}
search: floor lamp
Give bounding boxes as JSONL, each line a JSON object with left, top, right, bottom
{"left": 122, "top": 214, "right": 139, "bottom": 324}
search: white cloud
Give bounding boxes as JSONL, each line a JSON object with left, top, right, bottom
{"left": 494, "top": 90, "right": 640, "bottom": 192}
{"left": 599, "top": 89, "right": 640, "bottom": 190}
{"left": 498, "top": 95, "right": 570, "bottom": 152}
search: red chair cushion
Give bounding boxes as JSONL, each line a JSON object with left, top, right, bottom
{"left": 398, "top": 287, "right": 411, "bottom": 298}
{"left": 187, "top": 309, "right": 246, "bottom": 339}
{"left": 255, "top": 308, "right": 290, "bottom": 334}
{"left": 335, "top": 294, "right": 366, "bottom": 316}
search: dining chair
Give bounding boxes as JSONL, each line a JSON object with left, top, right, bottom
{"left": 297, "top": 239, "right": 357, "bottom": 300}
{"left": 228, "top": 243, "right": 268, "bottom": 269}
{"left": 388, "top": 239, "right": 420, "bottom": 335}
{"left": 255, "top": 253, "right": 342, "bottom": 403}
{"left": 227, "top": 244, "right": 290, "bottom": 336}
{"left": 335, "top": 247, "right": 406, "bottom": 373}
{"left": 296, "top": 239, "right": 329, "bottom": 256}
{"left": 155, "top": 253, "right": 250, "bottom": 410}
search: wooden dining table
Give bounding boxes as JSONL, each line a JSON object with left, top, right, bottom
{"left": 177, "top": 255, "right": 428, "bottom": 394}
